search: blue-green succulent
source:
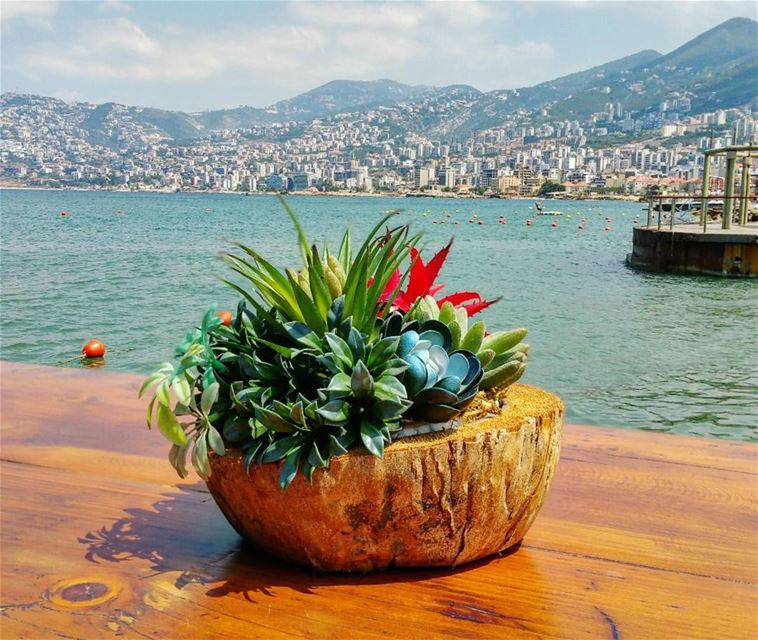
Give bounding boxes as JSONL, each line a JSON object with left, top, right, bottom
{"left": 384, "top": 315, "right": 483, "bottom": 423}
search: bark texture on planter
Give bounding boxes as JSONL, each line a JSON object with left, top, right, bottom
{"left": 206, "top": 383, "right": 563, "bottom": 572}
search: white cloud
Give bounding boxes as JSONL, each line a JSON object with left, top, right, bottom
{"left": 422, "top": 0, "right": 493, "bottom": 26}
{"left": 18, "top": 19, "right": 334, "bottom": 82}
{"left": 290, "top": 2, "right": 425, "bottom": 29}
{"left": 3, "top": 0, "right": 560, "bottom": 108}
{"left": 87, "top": 17, "right": 160, "bottom": 56}
{"left": 97, "top": 0, "right": 131, "bottom": 12}
{"left": 1, "top": 0, "right": 60, "bottom": 30}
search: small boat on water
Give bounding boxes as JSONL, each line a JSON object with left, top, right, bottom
{"left": 534, "top": 200, "right": 562, "bottom": 216}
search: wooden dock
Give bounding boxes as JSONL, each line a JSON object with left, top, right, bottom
{"left": 1, "top": 362, "right": 756, "bottom": 639}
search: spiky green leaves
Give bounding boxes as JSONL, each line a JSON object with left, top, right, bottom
{"left": 222, "top": 207, "right": 420, "bottom": 338}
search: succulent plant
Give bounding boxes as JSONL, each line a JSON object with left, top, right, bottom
{"left": 383, "top": 314, "right": 482, "bottom": 425}
{"left": 222, "top": 199, "right": 420, "bottom": 339}
{"left": 142, "top": 199, "right": 531, "bottom": 490}
{"left": 408, "top": 295, "right": 529, "bottom": 390}
{"left": 244, "top": 311, "right": 412, "bottom": 487}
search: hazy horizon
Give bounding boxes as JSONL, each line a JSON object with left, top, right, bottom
{"left": 1, "top": 0, "right": 756, "bottom": 112}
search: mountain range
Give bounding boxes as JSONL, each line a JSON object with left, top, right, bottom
{"left": 4, "top": 17, "right": 756, "bottom": 143}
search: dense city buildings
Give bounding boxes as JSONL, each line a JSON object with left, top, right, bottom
{"left": 1, "top": 93, "right": 755, "bottom": 198}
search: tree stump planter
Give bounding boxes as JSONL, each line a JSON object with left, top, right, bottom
{"left": 206, "top": 383, "right": 563, "bottom": 572}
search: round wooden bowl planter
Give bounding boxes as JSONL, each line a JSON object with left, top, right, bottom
{"left": 206, "top": 383, "right": 563, "bottom": 572}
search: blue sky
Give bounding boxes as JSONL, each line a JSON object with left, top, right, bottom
{"left": 1, "top": 1, "right": 756, "bottom": 111}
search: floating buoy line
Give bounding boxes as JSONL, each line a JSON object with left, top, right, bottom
{"left": 410, "top": 207, "right": 633, "bottom": 233}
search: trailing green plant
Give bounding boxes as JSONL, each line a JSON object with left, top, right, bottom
{"left": 141, "top": 200, "right": 530, "bottom": 488}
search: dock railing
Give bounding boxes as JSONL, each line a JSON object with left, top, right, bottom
{"left": 645, "top": 194, "right": 756, "bottom": 232}
{"left": 698, "top": 145, "right": 756, "bottom": 232}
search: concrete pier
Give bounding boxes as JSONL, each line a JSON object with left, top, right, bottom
{"left": 629, "top": 145, "right": 757, "bottom": 277}
{"left": 627, "top": 222, "right": 758, "bottom": 277}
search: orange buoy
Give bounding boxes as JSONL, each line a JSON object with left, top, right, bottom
{"left": 82, "top": 339, "right": 106, "bottom": 358}
{"left": 60, "top": 210, "right": 67, "bottom": 217}
{"left": 551, "top": 221, "right": 558, "bottom": 228}
{"left": 478, "top": 220, "right": 484, "bottom": 225}
{"left": 526, "top": 220, "right": 532, "bottom": 226}
{"left": 578, "top": 225, "right": 584, "bottom": 230}
{"left": 217, "top": 310, "right": 233, "bottom": 326}
{"left": 604, "top": 227, "right": 611, "bottom": 232}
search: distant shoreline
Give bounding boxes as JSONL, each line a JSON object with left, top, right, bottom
{"left": 0, "top": 184, "right": 641, "bottom": 203}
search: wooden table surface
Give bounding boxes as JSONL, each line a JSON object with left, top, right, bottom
{"left": 1, "top": 361, "right": 756, "bottom": 639}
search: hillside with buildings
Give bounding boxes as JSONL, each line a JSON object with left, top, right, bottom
{"left": 1, "top": 18, "right": 755, "bottom": 196}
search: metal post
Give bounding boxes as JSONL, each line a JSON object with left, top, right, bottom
{"left": 658, "top": 196, "right": 663, "bottom": 230}
{"left": 739, "top": 156, "right": 750, "bottom": 225}
{"left": 701, "top": 153, "right": 710, "bottom": 231}
{"left": 647, "top": 197, "right": 653, "bottom": 227}
{"left": 723, "top": 152, "right": 736, "bottom": 230}
{"left": 670, "top": 198, "right": 675, "bottom": 230}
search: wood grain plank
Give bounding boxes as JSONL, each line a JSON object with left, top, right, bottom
{"left": 3, "top": 439, "right": 756, "bottom": 584}
{"left": 1, "top": 461, "right": 755, "bottom": 640}
{"left": 565, "top": 423, "right": 758, "bottom": 475}
{"left": 0, "top": 362, "right": 158, "bottom": 459}
{"left": 1, "top": 362, "right": 757, "bottom": 639}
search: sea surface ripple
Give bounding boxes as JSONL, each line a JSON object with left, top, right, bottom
{"left": 2, "top": 189, "right": 756, "bottom": 441}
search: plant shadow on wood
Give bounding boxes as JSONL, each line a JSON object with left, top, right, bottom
{"left": 77, "top": 483, "right": 525, "bottom": 603}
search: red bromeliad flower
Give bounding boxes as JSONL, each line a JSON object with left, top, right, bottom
{"left": 379, "top": 239, "right": 499, "bottom": 316}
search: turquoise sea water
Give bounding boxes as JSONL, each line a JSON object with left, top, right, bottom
{"left": 1, "top": 188, "right": 756, "bottom": 441}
